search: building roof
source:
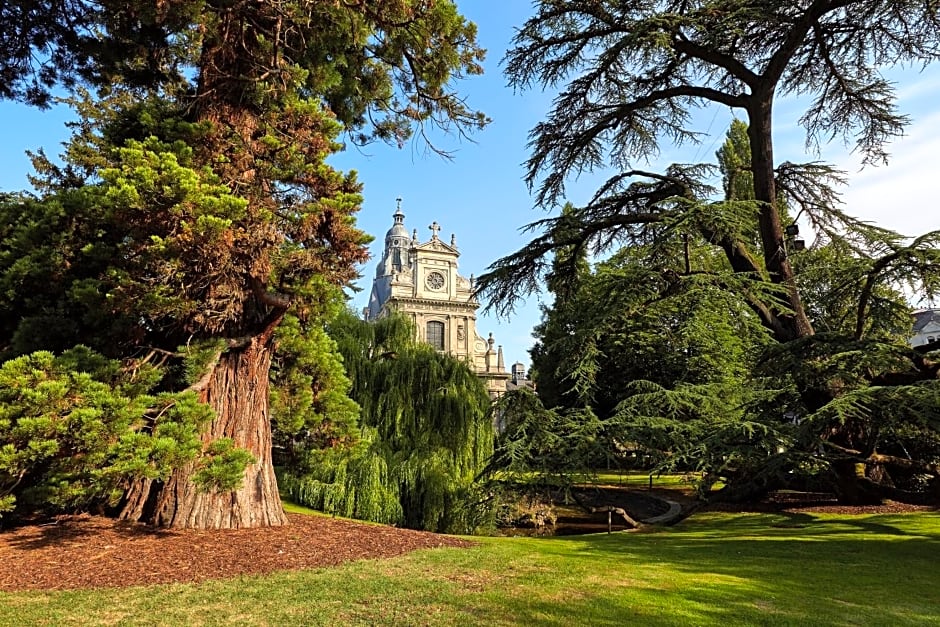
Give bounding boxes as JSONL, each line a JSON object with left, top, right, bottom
{"left": 912, "top": 309, "right": 940, "bottom": 332}
{"left": 384, "top": 207, "right": 409, "bottom": 241}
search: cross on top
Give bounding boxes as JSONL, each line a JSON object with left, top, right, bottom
{"left": 428, "top": 221, "right": 441, "bottom": 239}
{"left": 396, "top": 197, "right": 402, "bottom": 210}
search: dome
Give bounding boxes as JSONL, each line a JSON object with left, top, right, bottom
{"left": 385, "top": 207, "right": 409, "bottom": 245}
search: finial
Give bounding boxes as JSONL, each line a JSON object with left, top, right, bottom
{"left": 396, "top": 196, "right": 402, "bottom": 211}
{"left": 429, "top": 221, "right": 441, "bottom": 239}
{"left": 450, "top": 233, "right": 457, "bottom": 247}
{"left": 412, "top": 228, "right": 418, "bottom": 242}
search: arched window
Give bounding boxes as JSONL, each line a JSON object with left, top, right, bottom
{"left": 426, "top": 321, "right": 445, "bottom": 350}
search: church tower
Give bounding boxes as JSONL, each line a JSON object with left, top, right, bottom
{"left": 365, "top": 201, "right": 510, "bottom": 397}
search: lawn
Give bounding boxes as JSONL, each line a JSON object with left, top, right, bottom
{"left": 1, "top": 509, "right": 937, "bottom": 626}
{"left": 573, "top": 470, "right": 701, "bottom": 489}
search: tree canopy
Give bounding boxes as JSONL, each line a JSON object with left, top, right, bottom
{"left": 478, "top": 1, "right": 940, "bottom": 505}
{"left": 487, "top": 0, "right": 940, "bottom": 342}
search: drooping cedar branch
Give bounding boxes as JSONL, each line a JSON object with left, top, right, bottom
{"left": 855, "top": 232, "right": 940, "bottom": 340}
{"left": 478, "top": 166, "right": 788, "bottom": 341}
{"left": 490, "top": 0, "right": 940, "bottom": 343}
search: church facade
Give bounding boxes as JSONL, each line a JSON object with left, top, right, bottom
{"left": 365, "top": 203, "right": 512, "bottom": 398}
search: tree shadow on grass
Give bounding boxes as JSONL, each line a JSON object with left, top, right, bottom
{"left": 685, "top": 509, "right": 940, "bottom": 536}
{"left": 465, "top": 512, "right": 940, "bottom": 626}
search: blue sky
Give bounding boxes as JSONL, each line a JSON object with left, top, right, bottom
{"left": 2, "top": 2, "right": 939, "bottom": 369}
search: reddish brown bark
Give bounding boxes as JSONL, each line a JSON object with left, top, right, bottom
{"left": 117, "top": 5, "right": 288, "bottom": 529}
{"left": 120, "top": 334, "right": 288, "bottom": 529}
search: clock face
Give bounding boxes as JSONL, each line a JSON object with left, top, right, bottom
{"left": 426, "top": 271, "right": 446, "bottom": 290}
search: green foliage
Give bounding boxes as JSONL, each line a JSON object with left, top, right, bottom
{"left": 1, "top": 1, "right": 488, "bottom": 526}
{"left": 0, "top": 347, "right": 214, "bottom": 518}
{"left": 486, "top": 389, "right": 607, "bottom": 493}
{"left": 280, "top": 433, "right": 402, "bottom": 525}
{"left": 485, "top": 110, "right": 940, "bottom": 504}
{"left": 610, "top": 379, "right": 784, "bottom": 494}
{"left": 193, "top": 439, "right": 256, "bottom": 492}
{"left": 795, "top": 231, "right": 940, "bottom": 341}
{"left": 716, "top": 119, "right": 755, "bottom": 204}
{"left": 609, "top": 336, "right": 940, "bottom": 501}
{"left": 283, "top": 311, "right": 494, "bottom": 533}
{"left": 270, "top": 308, "right": 361, "bottom": 455}
{"left": 1, "top": 97, "right": 369, "bottom": 349}
{"left": 531, "top": 235, "right": 773, "bottom": 419}
{"left": 0, "top": 2, "right": 488, "bottom": 143}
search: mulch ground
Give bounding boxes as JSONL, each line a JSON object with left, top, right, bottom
{"left": 701, "top": 490, "right": 938, "bottom": 515}
{"left": 0, "top": 513, "right": 472, "bottom": 592}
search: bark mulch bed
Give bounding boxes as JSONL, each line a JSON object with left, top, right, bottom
{"left": 0, "top": 513, "right": 472, "bottom": 592}
{"left": 702, "top": 491, "right": 938, "bottom": 516}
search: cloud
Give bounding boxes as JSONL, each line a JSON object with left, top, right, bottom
{"left": 835, "top": 108, "right": 940, "bottom": 237}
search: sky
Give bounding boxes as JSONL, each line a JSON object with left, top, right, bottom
{"left": 1, "top": 2, "right": 939, "bottom": 369}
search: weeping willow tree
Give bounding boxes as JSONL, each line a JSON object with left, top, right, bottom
{"left": 280, "top": 310, "right": 494, "bottom": 533}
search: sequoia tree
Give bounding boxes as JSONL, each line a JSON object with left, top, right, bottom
{"left": 0, "top": 1, "right": 486, "bottom": 528}
{"left": 478, "top": 2, "right": 940, "bottom": 503}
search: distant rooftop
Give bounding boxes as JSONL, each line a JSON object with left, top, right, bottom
{"left": 912, "top": 309, "right": 940, "bottom": 332}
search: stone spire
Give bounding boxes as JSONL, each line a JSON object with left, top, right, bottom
{"left": 367, "top": 200, "right": 413, "bottom": 319}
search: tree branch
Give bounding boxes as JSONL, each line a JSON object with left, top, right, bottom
{"left": 673, "top": 36, "right": 759, "bottom": 88}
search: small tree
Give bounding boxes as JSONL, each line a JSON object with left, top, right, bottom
{"left": 0, "top": 347, "right": 225, "bottom": 520}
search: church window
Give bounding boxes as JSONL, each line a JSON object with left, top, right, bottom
{"left": 426, "top": 271, "right": 446, "bottom": 290}
{"left": 427, "top": 321, "right": 445, "bottom": 350}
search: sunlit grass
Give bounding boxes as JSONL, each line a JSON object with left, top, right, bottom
{"left": 491, "top": 469, "right": 704, "bottom": 489}
{"left": 574, "top": 469, "right": 698, "bottom": 488}
{"left": 2, "top": 510, "right": 938, "bottom": 626}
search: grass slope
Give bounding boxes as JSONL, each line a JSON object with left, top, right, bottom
{"left": 1, "top": 510, "right": 938, "bottom": 626}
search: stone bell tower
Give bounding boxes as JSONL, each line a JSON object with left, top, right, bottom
{"left": 365, "top": 200, "right": 510, "bottom": 398}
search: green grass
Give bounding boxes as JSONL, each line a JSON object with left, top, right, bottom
{"left": 494, "top": 469, "right": 701, "bottom": 489}
{"left": 2, "top": 510, "right": 938, "bottom": 626}
{"left": 574, "top": 470, "right": 698, "bottom": 488}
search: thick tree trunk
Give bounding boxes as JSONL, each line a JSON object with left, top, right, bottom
{"left": 120, "top": 335, "right": 288, "bottom": 528}
{"left": 830, "top": 461, "right": 886, "bottom": 506}
{"left": 747, "top": 98, "right": 814, "bottom": 342}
